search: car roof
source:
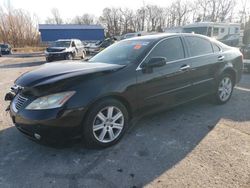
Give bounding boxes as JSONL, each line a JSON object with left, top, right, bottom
{"left": 124, "top": 33, "right": 212, "bottom": 42}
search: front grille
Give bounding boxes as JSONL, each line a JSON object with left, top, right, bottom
{"left": 12, "top": 94, "right": 28, "bottom": 112}
{"left": 47, "top": 48, "right": 64, "bottom": 52}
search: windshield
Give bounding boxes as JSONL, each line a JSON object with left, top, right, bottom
{"left": 0, "top": 44, "right": 8, "bottom": 48}
{"left": 89, "top": 40, "right": 152, "bottom": 65}
{"left": 95, "top": 41, "right": 102, "bottom": 45}
{"left": 183, "top": 27, "right": 208, "bottom": 35}
{"left": 51, "top": 41, "right": 71, "bottom": 48}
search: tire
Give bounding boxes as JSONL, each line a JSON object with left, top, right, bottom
{"left": 82, "top": 99, "right": 129, "bottom": 148}
{"left": 46, "top": 57, "right": 52, "bottom": 62}
{"left": 214, "top": 73, "right": 234, "bottom": 104}
{"left": 65, "top": 53, "right": 73, "bottom": 60}
{"left": 81, "top": 51, "right": 86, "bottom": 59}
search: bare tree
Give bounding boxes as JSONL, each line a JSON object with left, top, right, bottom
{"left": 0, "top": 5, "right": 39, "bottom": 47}
{"left": 72, "top": 14, "right": 95, "bottom": 25}
{"left": 45, "top": 8, "right": 63, "bottom": 24}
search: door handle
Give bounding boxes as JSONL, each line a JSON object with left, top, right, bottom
{"left": 180, "top": 65, "right": 191, "bottom": 71}
{"left": 218, "top": 55, "right": 225, "bottom": 61}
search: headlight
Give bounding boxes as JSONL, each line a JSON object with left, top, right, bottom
{"left": 26, "top": 91, "right": 75, "bottom": 110}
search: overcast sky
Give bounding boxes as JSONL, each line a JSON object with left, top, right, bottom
{"left": 0, "top": 0, "right": 177, "bottom": 23}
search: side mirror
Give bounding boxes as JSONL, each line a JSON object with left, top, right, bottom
{"left": 145, "top": 57, "right": 166, "bottom": 68}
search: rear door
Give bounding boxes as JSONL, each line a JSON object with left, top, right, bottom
{"left": 136, "top": 37, "right": 193, "bottom": 113}
{"left": 184, "top": 36, "right": 221, "bottom": 97}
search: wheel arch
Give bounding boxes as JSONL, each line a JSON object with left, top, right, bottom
{"left": 84, "top": 94, "right": 133, "bottom": 121}
{"left": 221, "top": 68, "right": 237, "bottom": 86}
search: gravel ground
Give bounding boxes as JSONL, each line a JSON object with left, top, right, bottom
{"left": 0, "top": 54, "right": 250, "bottom": 188}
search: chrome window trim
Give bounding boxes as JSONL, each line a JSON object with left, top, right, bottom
{"left": 136, "top": 36, "right": 218, "bottom": 71}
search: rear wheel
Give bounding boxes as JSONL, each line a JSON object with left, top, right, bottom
{"left": 82, "top": 99, "right": 129, "bottom": 148}
{"left": 214, "top": 73, "right": 234, "bottom": 104}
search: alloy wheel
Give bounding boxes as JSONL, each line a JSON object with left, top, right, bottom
{"left": 218, "top": 76, "right": 232, "bottom": 102}
{"left": 92, "top": 106, "right": 124, "bottom": 143}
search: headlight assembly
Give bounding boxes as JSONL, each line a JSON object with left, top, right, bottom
{"left": 26, "top": 91, "right": 75, "bottom": 110}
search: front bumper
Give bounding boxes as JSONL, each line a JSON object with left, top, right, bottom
{"left": 1, "top": 50, "right": 10, "bottom": 54}
{"left": 46, "top": 52, "right": 68, "bottom": 61}
{"left": 9, "top": 104, "right": 86, "bottom": 142}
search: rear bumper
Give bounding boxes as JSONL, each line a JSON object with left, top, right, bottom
{"left": 244, "top": 60, "right": 250, "bottom": 70}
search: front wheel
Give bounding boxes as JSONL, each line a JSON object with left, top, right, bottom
{"left": 46, "top": 57, "right": 52, "bottom": 62}
{"left": 82, "top": 99, "right": 129, "bottom": 148}
{"left": 214, "top": 73, "right": 234, "bottom": 104}
{"left": 81, "top": 51, "right": 86, "bottom": 59}
{"left": 65, "top": 53, "right": 73, "bottom": 60}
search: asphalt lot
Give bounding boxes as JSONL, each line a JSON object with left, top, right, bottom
{"left": 0, "top": 54, "right": 250, "bottom": 188}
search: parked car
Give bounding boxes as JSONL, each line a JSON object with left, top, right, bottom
{"left": 45, "top": 39, "right": 86, "bottom": 62}
{"left": 120, "top": 31, "right": 148, "bottom": 40}
{"left": 219, "top": 34, "right": 240, "bottom": 47}
{"left": 240, "top": 45, "right": 250, "bottom": 72}
{"left": 5, "top": 33, "right": 243, "bottom": 148}
{"left": 0, "top": 43, "right": 12, "bottom": 55}
{"left": 85, "top": 38, "right": 114, "bottom": 55}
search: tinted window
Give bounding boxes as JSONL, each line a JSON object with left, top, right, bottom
{"left": 186, "top": 36, "right": 213, "bottom": 56}
{"left": 148, "top": 37, "right": 185, "bottom": 62}
{"left": 51, "top": 41, "right": 71, "bottom": 47}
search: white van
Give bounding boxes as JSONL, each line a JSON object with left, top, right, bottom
{"left": 182, "top": 22, "right": 240, "bottom": 40}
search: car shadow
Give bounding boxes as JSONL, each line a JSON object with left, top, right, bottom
{"left": 0, "top": 74, "right": 250, "bottom": 187}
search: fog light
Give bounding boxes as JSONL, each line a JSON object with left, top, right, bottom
{"left": 34, "top": 133, "right": 41, "bottom": 140}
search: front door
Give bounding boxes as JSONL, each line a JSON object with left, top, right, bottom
{"left": 136, "top": 37, "right": 193, "bottom": 114}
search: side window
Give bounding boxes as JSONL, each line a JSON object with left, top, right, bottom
{"left": 213, "top": 27, "right": 219, "bottom": 36}
{"left": 76, "top": 40, "right": 81, "bottom": 47}
{"left": 212, "top": 43, "right": 221, "bottom": 53}
{"left": 148, "top": 37, "right": 185, "bottom": 62}
{"left": 186, "top": 36, "right": 213, "bottom": 57}
{"left": 235, "top": 27, "right": 239, "bottom": 34}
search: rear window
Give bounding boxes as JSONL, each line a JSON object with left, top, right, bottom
{"left": 186, "top": 36, "right": 213, "bottom": 57}
{"left": 0, "top": 44, "right": 8, "bottom": 48}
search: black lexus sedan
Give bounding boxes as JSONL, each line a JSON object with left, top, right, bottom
{"left": 5, "top": 33, "right": 243, "bottom": 148}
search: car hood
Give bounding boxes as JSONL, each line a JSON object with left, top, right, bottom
{"left": 15, "top": 61, "right": 125, "bottom": 87}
